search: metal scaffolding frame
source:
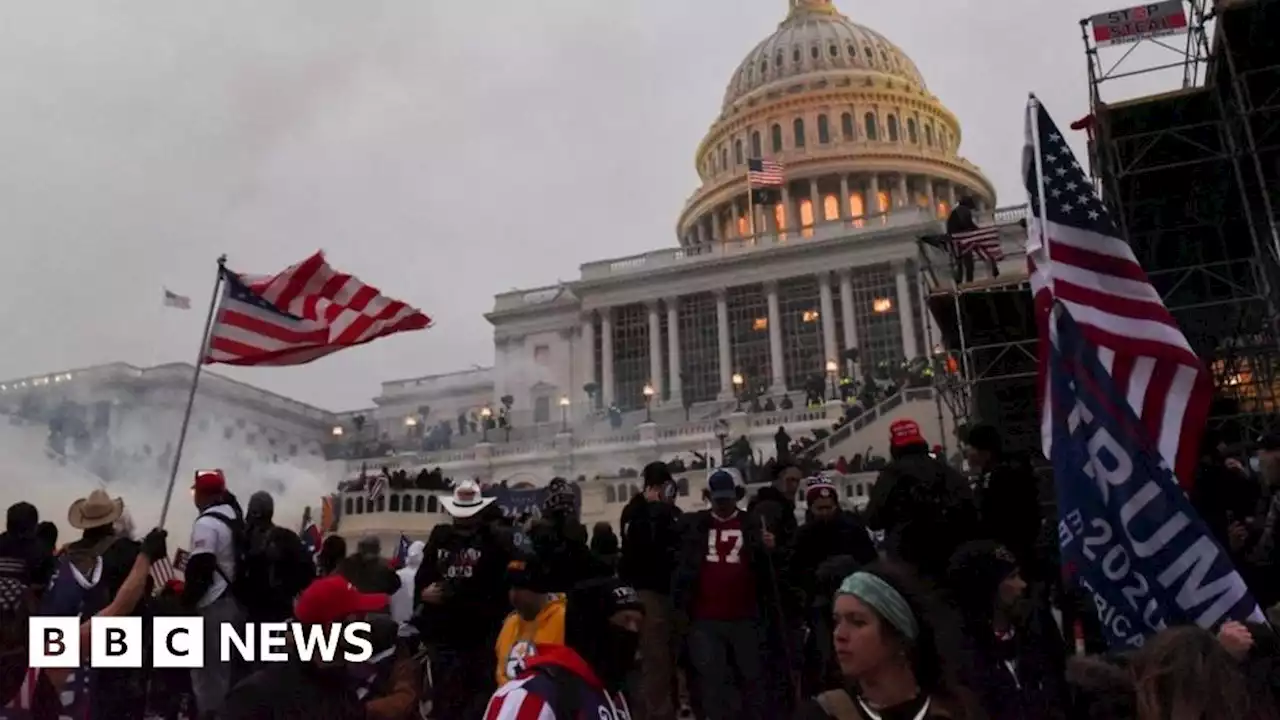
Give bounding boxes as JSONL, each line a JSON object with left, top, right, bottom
{"left": 1082, "top": 0, "right": 1280, "bottom": 441}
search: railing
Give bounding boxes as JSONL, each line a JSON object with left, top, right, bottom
{"left": 799, "top": 387, "right": 934, "bottom": 459}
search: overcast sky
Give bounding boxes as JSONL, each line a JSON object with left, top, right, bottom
{"left": 0, "top": 0, "right": 1190, "bottom": 411}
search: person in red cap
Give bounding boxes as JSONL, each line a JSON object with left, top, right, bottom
{"left": 183, "top": 468, "right": 247, "bottom": 717}
{"left": 864, "top": 419, "right": 979, "bottom": 583}
{"left": 222, "top": 575, "right": 415, "bottom": 720}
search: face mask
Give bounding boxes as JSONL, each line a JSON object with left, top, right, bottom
{"left": 595, "top": 626, "right": 640, "bottom": 688}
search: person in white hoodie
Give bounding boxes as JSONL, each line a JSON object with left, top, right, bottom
{"left": 391, "top": 540, "right": 424, "bottom": 637}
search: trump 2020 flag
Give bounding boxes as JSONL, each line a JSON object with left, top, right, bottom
{"left": 1050, "top": 304, "right": 1263, "bottom": 648}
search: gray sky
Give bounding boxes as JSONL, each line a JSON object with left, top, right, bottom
{"left": 0, "top": 0, "right": 1189, "bottom": 411}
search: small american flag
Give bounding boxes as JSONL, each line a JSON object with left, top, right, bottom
{"left": 952, "top": 226, "right": 1004, "bottom": 261}
{"left": 163, "top": 288, "right": 191, "bottom": 310}
{"left": 747, "top": 158, "right": 784, "bottom": 187}
{"left": 1025, "top": 97, "right": 1210, "bottom": 490}
{"left": 204, "top": 252, "right": 432, "bottom": 367}
{"left": 149, "top": 548, "right": 191, "bottom": 594}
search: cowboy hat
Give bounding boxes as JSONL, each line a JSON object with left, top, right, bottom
{"left": 440, "top": 479, "right": 494, "bottom": 519}
{"left": 67, "top": 489, "right": 124, "bottom": 531}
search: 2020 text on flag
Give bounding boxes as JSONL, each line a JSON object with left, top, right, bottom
{"left": 204, "top": 252, "right": 431, "bottom": 367}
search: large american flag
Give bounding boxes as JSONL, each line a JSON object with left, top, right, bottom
{"left": 746, "top": 158, "right": 784, "bottom": 186}
{"left": 205, "top": 252, "right": 432, "bottom": 366}
{"left": 1025, "top": 98, "right": 1210, "bottom": 490}
{"left": 952, "top": 226, "right": 1004, "bottom": 261}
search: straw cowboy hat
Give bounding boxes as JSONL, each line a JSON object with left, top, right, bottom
{"left": 67, "top": 489, "right": 124, "bottom": 531}
{"left": 440, "top": 479, "right": 494, "bottom": 519}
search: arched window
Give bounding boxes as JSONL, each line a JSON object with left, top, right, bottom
{"left": 823, "top": 194, "right": 840, "bottom": 221}
{"left": 738, "top": 215, "right": 750, "bottom": 236}
{"left": 817, "top": 114, "right": 830, "bottom": 144}
{"left": 926, "top": 124, "right": 935, "bottom": 147}
{"left": 356, "top": 496, "right": 365, "bottom": 514}
{"left": 849, "top": 192, "right": 866, "bottom": 227}
{"left": 793, "top": 47, "right": 801, "bottom": 63}
{"left": 720, "top": 147, "right": 728, "bottom": 171}
{"left": 774, "top": 203, "right": 787, "bottom": 233}
{"left": 907, "top": 118, "right": 918, "bottom": 144}
{"left": 422, "top": 495, "right": 433, "bottom": 513}
{"left": 606, "top": 485, "right": 617, "bottom": 503}
{"left": 389, "top": 495, "right": 400, "bottom": 512}
{"left": 841, "top": 112, "right": 854, "bottom": 140}
{"left": 751, "top": 130, "right": 762, "bottom": 158}
{"left": 799, "top": 198, "right": 814, "bottom": 227}
{"left": 876, "top": 190, "right": 890, "bottom": 213}
{"left": 771, "top": 124, "right": 783, "bottom": 153}
{"left": 864, "top": 113, "right": 878, "bottom": 141}
{"left": 344, "top": 497, "right": 353, "bottom": 516}
{"left": 776, "top": 51, "right": 784, "bottom": 68}
{"left": 793, "top": 118, "right": 806, "bottom": 148}
{"left": 374, "top": 495, "right": 385, "bottom": 513}
{"left": 887, "top": 115, "right": 900, "bottom": 142}
{"left": 734, "top": 139, "right": 743, "bottom": 165}
{"left": 810, "top": 46, "right": 819, "bottom": 60}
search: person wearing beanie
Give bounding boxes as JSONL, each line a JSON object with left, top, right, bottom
{"left": 945, "top": 541, "right": 1066, "bottom": 720}
{"left": 673, "top": 468, "right": 797, "bottom": 719}
{"left": 495, "top": 554, "right": 567, "bottom": 685}
{"left": 965, "top": 424, "right": 1044, "bottom": 581}
{"left": 866, "top": 419, "right": 979, "bottom": 583}
{"left": 619, "top": 460, "right": 684, "bottom": 720}
{"left": 748, "top": 461, "right": 803, "bottom": 551}
{"left": 484, "top": 576, "right": 644, "bottom": 719}
{"left": 529, "top": 477, "right": 604, "bottom": 592}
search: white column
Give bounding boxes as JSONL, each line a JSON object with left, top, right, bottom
{"left": 716, "top": 290, "right": 733, "bottom": 399}
{"left": 818, "top": 272, "right": 837, "bottom": 366}
{"left": 839, "top": 174, "right": 851, "bottom": 221}
{"left": 647, "top": 301, "right": 663, "bottom": 401}
{"left": 666, "top": 297, "right": 682, "bottom": 402}
{"left": 710, "top": 209, "right": 722, "bottom": 243}
{"left": 868, "top": 174, "right": 881, "bottom": 221}
{"left": 766, "top": 281, "right": 786, "bottom": 392}
{"left": 947, "top": 182, "right": 957, "bottom": 209}
{"left": 809, "top": 178, "right": 820, "bottom": 227}
{"left": 895, "top": 265, "right": 919, "bottom": 360}
{"left": 839, "top": 270, "right": 858, "bottom": 376}
{"left": 581, "top": 314, "right": 596, "bottom": 410}
{"left": 925, "top": 179, "right": 937, "bottom": 218}
{"left": 600, "top": 307, "right": 615, "bottom": 406}
{"left": 897, "top": 175, "right": 910, "bottom": 210}
{"left": 779, "top": 185, "right": 791, "bottom": 235}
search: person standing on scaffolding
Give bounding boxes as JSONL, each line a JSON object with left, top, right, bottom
{"left": 947, "top": 196, "right": 1000, "bottom": 284}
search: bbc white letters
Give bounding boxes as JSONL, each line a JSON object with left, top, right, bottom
{"left": 29, "top": 618, "right": 374, "bottom": 668}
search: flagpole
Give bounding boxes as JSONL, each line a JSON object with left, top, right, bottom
{"left": 158, "top": 254, "right": 227, "bottom": 529}
{"left": 1029, "top": 95, "right": 1052, "bottom": 280}
{"left": 746, "top": 170, "right": 756, "bottom": 241}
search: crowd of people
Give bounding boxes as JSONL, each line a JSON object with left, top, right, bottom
{"left": 4, "top": 417, "right": 1280, "bottom": 718}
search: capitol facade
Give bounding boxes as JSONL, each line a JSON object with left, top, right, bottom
{"left": 0, "top": 0, "right": 1029, "bottom": 545}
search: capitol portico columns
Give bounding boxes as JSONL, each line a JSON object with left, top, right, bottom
{"left": 839, "top": 175, "right": 851, "bottom": 221}
{"left": 818, "top": 272, "right": 837, "bottom": 367}
{"left": 765, "top": 281, "right": 786, "bottom": 393}
{"left": 600, "top": 308, "right": 615, "bottom": 407}
{"left": 894, "top": 263, "right": 919, "bottom": 360}
{"left": 839, "top": 270, "right": 859, "bottom": 376}
{"left": 809, "top": 179, "right": 820, "bottom": 228}
{"left": 647, "top": 301, "right": 663, "bottom": 402}
{"left": 868, "top": 175, "right": 881, "bottom": 218}
{"left": 716, "top": 290, "right": 733, "bottom": 400}
{"left": 581, "top": 313, "right": 596, "bottom": 408}
{"left": 896, "top": 175, "right": 910, "bottom": 210}
{"left": 666, "top": 298, "right": 682, "bottom": 401}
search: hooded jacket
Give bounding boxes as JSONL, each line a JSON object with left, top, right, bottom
{"left": 484, "top": 645, "right": 630, "bottom": 720}
{"left": 413, "top": 522, "right": 515, "bottom": 649}
{"left": 494, "top": 594, "right": 567, "bottom": 685}
{"left": 618, "top": 496, "right": 682, "bottom": 594}
{"left": 390, "top": 540, "right": 424, "bottom": 627}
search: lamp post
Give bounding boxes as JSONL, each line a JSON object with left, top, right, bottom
{"left": 642, "top": 383, "right": 655, "bottom": 423}
{"left": 480, "top": 406, "right": 492, "bottom": 442}
{"left": 825, "top": 359, "right": 839, "bottom": 401}
{"left": 331, "top": 425, "right": 344, "bottom": 437}
{"left": 559, "top": 396, "right": 571, "bottom": 432}
{"left": 715, "top": 425, "right": 728, "bottom": 467}
{"left": 731, "top": 372, "right": 744, "bottom": 412}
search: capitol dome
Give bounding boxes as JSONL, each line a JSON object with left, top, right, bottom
{"left": 677, "top": 0, "right": 995, "bottom": 247}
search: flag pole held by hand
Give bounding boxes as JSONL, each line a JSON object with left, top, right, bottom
{"left": 158, "top": 255, "right": 227, "bottom": 529}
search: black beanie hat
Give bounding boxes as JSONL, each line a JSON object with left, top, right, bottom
{"left": 506, "top": 553, "right": 553, "bottom": 593}
{"left": 946, "top": 540, "right": 1019, "bottom": 614}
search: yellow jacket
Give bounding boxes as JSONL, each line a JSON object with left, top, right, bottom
{"left": 494, "top": 594, "right": 567, "bottom": 685}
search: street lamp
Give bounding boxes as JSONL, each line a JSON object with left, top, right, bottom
{"left": 404, "top": 416, "right": 417, "bottom": 427}
{"left": 642, "top": 383, "right": 655, "bottom": 423}
{"left": 331, "top": 425, "right": 344, "bottom": 437}
{"left": 480, "top": 406, "right": 492, "bottom": 442}
{"left": 731, "top": 372, "right": 744, "bottom": 412}
{"left": 825, "top": 359, "right": 839, "bottom": 401}
{"left": 559, "top": 396, "right": 571, "bottom": 432}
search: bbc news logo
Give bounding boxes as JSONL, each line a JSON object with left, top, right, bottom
{"left": 29, "top": 618, "right": 374, "bottom": 668}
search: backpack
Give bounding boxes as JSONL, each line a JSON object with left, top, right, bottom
{"left": 196, "top": 507, "right": 255, "bottom": 606}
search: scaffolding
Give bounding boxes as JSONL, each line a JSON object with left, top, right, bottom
{"left": 917, "top": 211, "right": 1039, "bottom": 454}
{"left": 1083, "top": 0, "right": 1280, "bottom": 441}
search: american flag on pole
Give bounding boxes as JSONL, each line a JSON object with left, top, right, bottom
{"left": 746, "top": 158, "right": 784, "bottom": 186}
{"left": 952, "top": 226, "right": 1005, "bottom": 261}
{"left": 205, "top": 252, "right": 432, "bottom": 366}
{"left": 1025, "top": 97, "right": 1210, "bottom": 490}
{"left": 163, "top": 288, "right": 191, "bottom": 310}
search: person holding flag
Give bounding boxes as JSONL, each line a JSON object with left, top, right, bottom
{"left": 1024, "top": 95, "right": 1263, "bottom": 649}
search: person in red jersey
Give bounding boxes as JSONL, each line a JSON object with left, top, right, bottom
{"left": 483, "top": 576, "right": 644, "bottom": 720}
{"left": 672, "top": 469, "right": 797, "bottom": 720}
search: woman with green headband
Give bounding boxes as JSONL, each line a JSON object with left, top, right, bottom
{"left": 795, "top": 562, "right": 979, "bottom": 720}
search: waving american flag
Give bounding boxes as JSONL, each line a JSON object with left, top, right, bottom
{"left": 205, "top": 252, "right": 432, "bottom": 367}
{"left": 1025, "top": 97, "right": 1210, "bottom": 490}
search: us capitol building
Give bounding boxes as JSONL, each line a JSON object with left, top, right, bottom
{"left": 0, "top": 0, "right": 1027, "bottom": 545}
